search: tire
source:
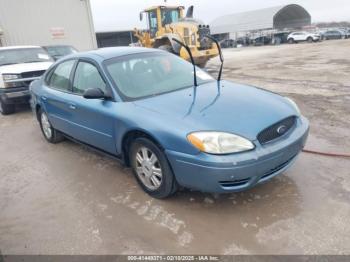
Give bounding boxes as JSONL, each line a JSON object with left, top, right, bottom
{"left": 197, "top": 61, "right": 207, "bottom": 68}
{"left": 0, "top": 98, "right": 15, "bottom": 115}
{"left": 129, "top": 137, "right": 178, "bottom": 199}
{"left": 38, "top": 109, "right": 64, "bottom": 143}
{"left": 158, "top": 45, "right": 174, "bottom": 54}
{"left": 307, "top": 37, "right": 313, "bottom": 43}
{"left": 288, "top": 38, "right": 294, "bottom": 44}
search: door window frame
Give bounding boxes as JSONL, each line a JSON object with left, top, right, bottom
{"left": 45, "top": 58, "right": 78, "bottom": 94}
{"left": 70, "top": 58, "right": 116, "bottom": 101}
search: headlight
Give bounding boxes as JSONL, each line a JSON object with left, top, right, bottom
{"left": 2, "top": 74, "right": 23, "bottom": 88}
{"left": 3, "top": 74, "right": 20, "bottom": 81}
{"left": 285, "top": 97, "right": 300, "bottom": 115}
{"left": 187, "top": 132, "right": 255, "bottom": 154}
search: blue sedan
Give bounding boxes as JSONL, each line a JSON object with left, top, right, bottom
{"left": 30, "top": 47, "right": 309, "bottom": 198}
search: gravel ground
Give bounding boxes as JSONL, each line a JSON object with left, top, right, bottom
{"left": 1, "top": 39, "right": 350, "bottom": 255}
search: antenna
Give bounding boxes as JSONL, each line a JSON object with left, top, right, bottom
{"left": 204, "top": 35, "right": 224, "bottom": 82}
{"left": 172, "top": 38, "right": 198, "bottom": 87}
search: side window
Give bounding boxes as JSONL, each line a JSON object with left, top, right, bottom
{"left": 73, "top": 62, "right": 106, "bottom": 95}
{"left": 49, "top": 60, "right": 75, "bottom": 91}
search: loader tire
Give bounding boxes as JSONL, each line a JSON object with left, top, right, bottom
{"left": 158, "top": 45, "right": 174, "bottom": 54}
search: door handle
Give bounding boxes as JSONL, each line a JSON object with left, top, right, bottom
{"left": 69, "top": 104, "right": 76, "bottom": 110}
{"left": 41, "top": 96, "right": 47, "bottom": 101}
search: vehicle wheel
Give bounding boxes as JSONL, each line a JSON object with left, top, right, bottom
{"left": 0, "top": 99, "right": 15, "bottom": 115}
{"left": 288, "top": 38, "right": 294, "bottom": 44}
{"left": 129, "top": 137, "right": 178, "bottom": 199}
{"left": 197, "top": 61, "right": 207, "bottom": 68}
{"left": 158, "top": 45, "right": 174, "bottom": 54}
{"left": 38, "top": 109, "right": 64, "bottom": 143}
{"left": 307, "top": 37, "right": 313, "bottom": 43}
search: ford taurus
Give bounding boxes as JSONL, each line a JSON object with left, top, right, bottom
{"left": 30, "top": 47, "right": 309, "bottom": 198}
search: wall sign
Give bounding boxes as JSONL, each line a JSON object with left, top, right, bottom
{"left": 50, "top": 27, "right": 65, "bottom": 39}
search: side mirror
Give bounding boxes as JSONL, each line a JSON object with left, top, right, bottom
{"left": 139, "top": 12, "right": 143, "bottom": 21}
{"left": 83, "top": 88, "right": 108, "bottom": 99}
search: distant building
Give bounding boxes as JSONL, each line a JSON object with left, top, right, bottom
{"left": 0, "top": 0, "right": 97, "bottom": 50}
{"left": 210, "top": 4, "right": 311, "bottom": 40}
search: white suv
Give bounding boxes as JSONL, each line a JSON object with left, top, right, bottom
{"left": 0, "top": 46, "right": 53, "bottom": 115}
{"left": 287, "top": 31, "right": 321, "bottom": 44}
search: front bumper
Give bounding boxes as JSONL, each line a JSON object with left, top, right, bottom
{"left": 166, "top": 116, "right": 309, "bottom": 193}
{"left": 0, "top": 87, "right": 30, "bottom": 105}
{"left": 179, "top": 46, "right": 219, "bottom": 65}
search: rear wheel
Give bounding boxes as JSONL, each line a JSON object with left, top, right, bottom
{"left": 38, "top": 109, "right": 64, "bottom": 143}
{"left": 197, "top": 61, "right": 208, "bottom": 68}
{"left": 0, "top": 99, "right": 15, "bottom": 115}
{"left": 158, "top": 45, "right": 174, "bottom": 54}
{"left": 129, "top": 137, "right": 177, "bottom": 199}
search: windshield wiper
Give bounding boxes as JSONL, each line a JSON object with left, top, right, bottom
{"left": 172, "top": 38, "right": 198, "bottom": 87}
{"left": 204, "top": 35, "right": 224, "bottom": 82}
{"left": 0, "top": 63, "right": 17, "bottom": 66}
{"left": 23, "top": 60, "right": 46, "bottom": 63}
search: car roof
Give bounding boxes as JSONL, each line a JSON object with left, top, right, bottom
{"left": 75, "top": 47, "right": 160, "bottom": 60}
{"left": 43, "top": 45, "right": 74, "bottom": 48}
{"left": 0, "top": 45, "right": 42, "bottom": 50}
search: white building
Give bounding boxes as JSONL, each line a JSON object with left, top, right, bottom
{"left": 210, "top": 4, "right": 311, "bottom": 39}
{"left": 0, "top": 0, "right": 97, "bottom": 51}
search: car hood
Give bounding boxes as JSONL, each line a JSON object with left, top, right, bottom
{"left": 0, "top": 62, "right": 53, "bottom": 74}
{"left": 133, "top": 80, "right": 298, "bottom": 141}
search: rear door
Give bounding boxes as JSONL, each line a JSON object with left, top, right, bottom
{"left": 42, "top": 59, "right": 77, "bottom": 134}
{"left": 68, "top": 59, "right": 116, "bottom": 154}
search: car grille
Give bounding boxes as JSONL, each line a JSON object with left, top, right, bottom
{"left": 257, "top": 116, "right": 296, "bottom": 144}
{"left": 198, "top": 26, "right": 211, "bottom": 50}
{"left": 21, "top": 70, "right": 46, "bottom": 79}
{"left": 21, "top": 70, "right": 46, "bottom": 87}
{"left": 219, "top": 178, "right": 250, "bottom": 188}
{"left": 259, "top": 154, "right": 297, "bottom": 182}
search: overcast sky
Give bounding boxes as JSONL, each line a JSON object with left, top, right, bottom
{"left": 90, "top": 0, "right": 350, "bottom": 32}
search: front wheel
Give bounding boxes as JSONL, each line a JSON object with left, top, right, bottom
{"left": 197, "top": 61, "right": 208, "bottom": 68}
{"left": 307, "top": 37, "right": 313, "bottom": 43}
{"left": 129, "top": 137, "right": 178, "bottom": 198}
{"left": 158, "top": 45, "right": 174, "bottom": 54}
{"left": 288, "top": 38, "right": 294, "bottom": 44}
{"left": 0, "top": 98, "right": 15, "bottom": 115}
{"left": 38, "top": 109, "right": 64, "bottom": 143}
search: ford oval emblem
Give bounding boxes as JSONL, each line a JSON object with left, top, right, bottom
{"left": 277, "top": 125, "right": 287, "bottom": 135}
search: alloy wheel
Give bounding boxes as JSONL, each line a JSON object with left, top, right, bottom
{"left": 135, "top": 146, "right": 163, "bottom": 191}
{"left": 41, "top": 112, "right": 52, "bottom": 139}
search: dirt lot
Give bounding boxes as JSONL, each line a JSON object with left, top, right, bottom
{"left": 1, "top": 40, "right": 350, "bottom": 255}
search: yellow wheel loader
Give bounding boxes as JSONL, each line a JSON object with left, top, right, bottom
{"left": 134, "top": 5, "right": 219, "bottom": 67}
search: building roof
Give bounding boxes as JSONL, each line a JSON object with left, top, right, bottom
{"left": 210, "top": 4, "right": 311, "bottom": 34}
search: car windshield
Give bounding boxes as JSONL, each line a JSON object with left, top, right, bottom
{"left": 0, "top": 47, "right": 53, "bottom": 66}
{"left": 105, "top": 52, "right": 215, "bottom": 100}
{"left": 45, "top": 46, "right": 77, "bottom": 58}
